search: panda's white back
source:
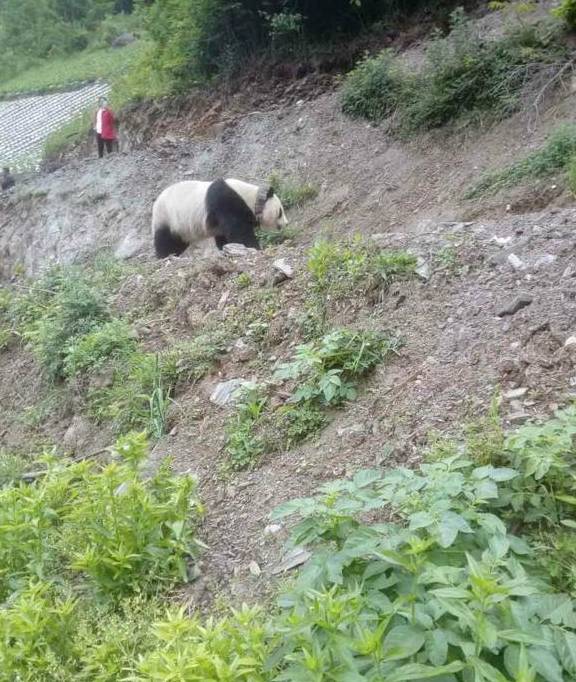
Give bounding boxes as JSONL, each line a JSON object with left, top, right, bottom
{"left": 152, "top": 180, "right": 211, "bottom": 240}
{"left": 224, "top": 178, "right": 258, "bottom": 211}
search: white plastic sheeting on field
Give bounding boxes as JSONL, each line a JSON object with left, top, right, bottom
{"left": 0, "top": 81, "right": 110, "bottom": 171}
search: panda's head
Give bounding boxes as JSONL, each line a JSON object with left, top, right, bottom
{"left": 258, "top": 187, "right": 288, "bottom": 231}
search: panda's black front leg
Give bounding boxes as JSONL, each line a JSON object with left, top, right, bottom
{"left": 214, "top": 235, "right": 228, "bottom": 250}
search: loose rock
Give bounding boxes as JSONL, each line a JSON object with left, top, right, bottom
{"left": 271, "top": 547, "right": 311, "bottom": 575}
{"left": 210, "top": 379, "right": 247, "bottom": 407}
{"left": 503, "top": 387, "right": 528, "bottom": 399}
{"left": 223, "top": 243, "right": 258, "bottom": 257}
{"left": 507, "top": 253, "right": 525, "bottom": 270}
{"left": 497, "top": 294, "right": 533, "bottom": 317}
{"left": 272, "top": 258, "right": 294, "bottom": 280}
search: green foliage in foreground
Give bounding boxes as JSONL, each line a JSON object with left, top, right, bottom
{"left": 465, "top": 124, "right": 576, "bottom": 199}
{"left": 4, "top": 408, "right": 576, "bottom": 678}
{"left": 0, "top": 433, "right": 201, "bottom": 601}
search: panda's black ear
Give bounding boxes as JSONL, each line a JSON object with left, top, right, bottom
{"left": 266, "top": 186, "right": 274, "bottom": 199}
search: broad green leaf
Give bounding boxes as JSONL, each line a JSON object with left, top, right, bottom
{"left": 426, "top": 629, "right": 448, "bottom": 666}
{"left": 352, "top": 469, "right": 382, "bottom": 488}
{"left": 409, "top": 511, "right": 435, "bottom": 530}
{"left": 553, "top": 628, "right": 576, "bottom": 676}
{"left": 430, "top": 587, "right": 471, "bottom": 600}
{"left": 437, "top": 511, "right": 473, "bottom": 548}
{"left": 385, "top": 661, "right": 464, "bottom": 681}
{"left": 528, "top": 647, "right": 563, "bottom": 682}
{"left": 470, "top": 657, "right": 510, "bottom": 682}
{"left": 499, "top": 630, "right": 549, "bottom": 646}
{"left": 533, "top": 594, "right": 576, "bottom": 628}
{"left": 382, "top": 625, "right": 425, "bottom": 661}
{"left": 555, "top": 494, "right": 576, "bottom": 505}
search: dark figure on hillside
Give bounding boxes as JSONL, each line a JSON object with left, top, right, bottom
{"left": 1, "top": 167, "right": 15, "bottom": 191}
{"left": 93, "top": 97, "right": 118, "bottom": 159}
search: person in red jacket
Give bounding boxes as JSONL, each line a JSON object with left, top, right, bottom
{"left": 93, "top": 97, "right": 117, "bottom": 158}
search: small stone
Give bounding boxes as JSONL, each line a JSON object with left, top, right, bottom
{"left": 415, "top": 256, "right": 431, "bottom": 280}
{"left": 63, "top": 416, "right": 93, "bottom": 454}
{"left": 223, "top": 243, "right": 258, "bottom": 257}
{"left": 507, "top": 412, "right": 531, "bottom": 425}
{"left": 507, "top": 254, "right": 525, "bottom": 270}
{"left": 504, "top": 387, "right": 528, "bottom": 399}
{"left": 273, "top": 258, "right": 294, "bottom": 279}
{"left": 564, "top": 336, "right": 576, "bottom": 350}
{"left": 562, "top": 265, "right": 576, "bottom": 278}
{"left": 337, "top": 423, "right": 366, "bottom": 437}
{"left": 497, "top": 294, "right": 533, "bottom": 317}
{"left": 210, "top": 379, "right": 247, "bottom": 407}
{"left": 492, "top": 236, "right": 512, "bottom": 246}
{"left": 264, "top": 524, "right": 283, "bottom": 536}
{"left": 533, "top": 254, "right": 557, "bottom": 269}
{"left": 271, "top": 547, "right": 311, "bottom": 575}
{"left": 248, "top": 561, "right": 261, "bottom": 577}
{"left": 114, "top": 231, "right": 144, "bottom": 260}
{"left": 217, "top": 290, "right": 230, "bottom": 310}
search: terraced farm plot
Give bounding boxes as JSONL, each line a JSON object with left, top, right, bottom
{"left": 0, "top": 82, "right": 110, "bottom": 171}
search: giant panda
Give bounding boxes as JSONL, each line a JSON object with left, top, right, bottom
{"left": 152, "top": 177, "right": 288, "bottom": 258}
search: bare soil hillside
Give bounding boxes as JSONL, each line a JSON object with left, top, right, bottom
{"left": 1, "top": 5, "right": 576, "bottom": 608}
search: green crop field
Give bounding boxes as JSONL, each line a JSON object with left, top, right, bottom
{"left": 0, "top": 43, "right": 141, "bottom": 97}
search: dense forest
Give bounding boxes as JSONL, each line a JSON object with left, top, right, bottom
{"left": 0, "top": 0, "right": 457, "bottom": 90}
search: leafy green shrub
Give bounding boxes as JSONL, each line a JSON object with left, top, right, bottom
{"left": 554, "top": 0, "right": 576, "bottom": 30}
{"left": 341, "top": 50, "right": 402, "bottom": 121}
{"left": 274, "top": 328, "right": 398, "bottom": 406}
{"left": 271, "top": 453, "right": 576, "bottom": 680}
{"left": 0, "top": 581, "right": 77, "bottom": 679}
{"left": 226, "top": 329, "right": 396, "bottom": 469}
{"left": 257, "top": 225, "right": 300, "bottom": 247}
{"left": 29, "top": 282, "right": 108, "bottom": 379}
{"left": 0, "top": 433, "right": 202, "bottom": 600}
{"left": 169, "top": 330, "right": 228, "bottom": 384}
{"left": 466, "top": 124, "right": 576, "bottom": 198}
{"left": 342, "top": 10, "right": 567, "bottom": 133}
{"left": 64, "top": 434, "right": 201, "bottom": 595}
{"left": 63, "top": 319, "right": 137, "bottom": 378}
{"left": 225, "top": 384, "right": 268, "bottom": 470}
{"left": 88, "top": 351, "right": 179, "bottom": 435}
{"left": 135, "top": 605, "right": 269, "bottom": 680}
{"left": 0, "top": 450, "right": 34, "bottom": 488}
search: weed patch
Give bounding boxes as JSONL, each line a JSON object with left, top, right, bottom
{"left": 225, "top": 329, "right": 397, "bottom": 470}
{"left": 342, "top": 10, "right": 568, "bottom": 133}
{"left": 307, "top": 238, "right": 416, "bottom": 328}
{"left": 341, "top": 49, "right": 402, "bottom": 121}
{"left": 268, "top": 172, "right": 319, "bottom": 210}
{"left": 466, "top": 124, "right": 576, "bottom": 198}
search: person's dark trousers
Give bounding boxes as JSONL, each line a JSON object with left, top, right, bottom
{"left": 97, "top": 134, "right": 114, "bottom": 158}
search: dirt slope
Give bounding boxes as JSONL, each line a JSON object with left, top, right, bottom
{"left": 1, "top": 8, "right": 576, "bottom": 607}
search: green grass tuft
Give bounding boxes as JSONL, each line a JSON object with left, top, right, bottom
{"left": 465, "top": 124, "right": 576, "bottom": 199}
